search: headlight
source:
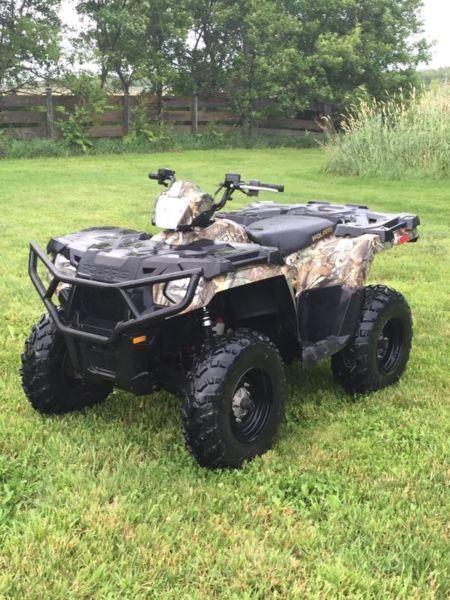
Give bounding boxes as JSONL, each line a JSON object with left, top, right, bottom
{"left": 54, "top": 253, "right": 76, "bottom": 277}
{"left": 164, "top": 277, "right": 190, "bottom": 303}
{"left": 54, "top": 253, "right": 76, "bottom": 303}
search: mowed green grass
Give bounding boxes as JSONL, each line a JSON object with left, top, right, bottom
{"left": 0, "top": 149, "right": 448, "bottom": 598}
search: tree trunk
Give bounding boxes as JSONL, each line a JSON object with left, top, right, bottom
{"left": 246, "top": 114, "right": 254, "bottom": 137}
{"left": 155, "top": 82, "right": 163, "bottom": 120}
{"left": 100, "top": 65, "right": 108, "bottom": 88}
{"left": 123, "top": 92, "right": 131, "bottom": 135}
{"left": 45, "top": 87, "right": 54, "bottom": 139}
{"left": 191, "top": 93, "right": 199, "bottom": 134}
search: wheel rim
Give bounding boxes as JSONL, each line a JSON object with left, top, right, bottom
{"left": 376, "top": 317, "right": 404, "bottom": 374}
{"left": 230, "top": 368, "right": 273, "bottom": 443}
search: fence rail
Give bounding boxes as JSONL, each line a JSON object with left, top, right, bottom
{"left": 0, "top": 90, "right": 330, "bottom": 139}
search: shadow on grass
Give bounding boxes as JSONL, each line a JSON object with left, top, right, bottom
{"left": 22, "top": 353, "right": 365, "bottom": 481}
{"left": 60, "top": 359, "right": 353, "bottom": 454}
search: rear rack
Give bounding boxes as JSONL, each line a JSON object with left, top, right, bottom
{"left": 303, "top": 202, "right": 420, "bottom": 242}
{"left": 29, "top": 242, "right": 202, "bottom": 345}
{"left": 220, "top": 202, "right": 420, "bottom": 243}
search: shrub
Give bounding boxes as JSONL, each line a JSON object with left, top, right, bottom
{"left": 324, "top": 86, "right": 450, "bottom": 179}
{"left": 56, "top": 73, "right": 109, "bottom": 152}
{"left": 0, "top": 130, "right": 321, "bottom": 159}
{"left": 0, "top": 129, "right": 6, "bottom": 157}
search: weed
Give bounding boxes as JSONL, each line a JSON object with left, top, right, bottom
{"left": 324, "top": 86, "right": 450, "bottom": 179}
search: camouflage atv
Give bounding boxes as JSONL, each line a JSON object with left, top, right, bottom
{"left": 22, "top": 169, "right": 419, "bottom": 468}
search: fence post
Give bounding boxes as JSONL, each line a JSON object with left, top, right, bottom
{"left": 123, "top": 92, "right": 131, "bottom": 135}
{"left": 191, "top": 93, "right": 198, "bottom": 134}
{"left": 45, "top": 87, "right": 54, "bottom": 139}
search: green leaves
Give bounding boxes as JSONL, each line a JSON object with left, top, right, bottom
{"left": 175, "top": 0, "right": 430, "bottom": 130}
{"left": 77, "top": 0, "right": 189, "bottom": 96}
{"left": 56, "top": 73, "right": 109, "bottom": 152}
{"left": 0, "top": 0, "right": 61, "bottom": 91}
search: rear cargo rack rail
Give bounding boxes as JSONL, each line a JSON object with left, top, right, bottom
{"left": 29, "top": 242, "right": 202, "bottom": 345}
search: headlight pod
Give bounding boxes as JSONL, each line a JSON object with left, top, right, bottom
{"left": 54, "top": 253, "right": 77, "bottom": 277}
{"left": 53, "top": 253, "right": 76, "bottom": 303}
{"left": 164, "top": 277, "right": 190, "bottom": 304}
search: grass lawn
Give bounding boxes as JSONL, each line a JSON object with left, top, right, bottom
{"left": 0, "top": 148, "right": 448, "bottom": 598}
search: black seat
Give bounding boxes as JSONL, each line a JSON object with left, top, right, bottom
{"left": 245, "top": 215, "right": 335, "bottom": 256}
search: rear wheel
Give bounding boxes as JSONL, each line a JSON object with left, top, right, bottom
{"left": 181, "top": 329, "right": 286, "bottom": 468}
{"left": 331, "top": 285, "right": 412, "bottom": 393}
{"left": 21, "top": 313, "right": 112, "bottom": 414}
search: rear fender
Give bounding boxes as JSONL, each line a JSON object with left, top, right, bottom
{"left": 285, "top": 233, "right": 384, "bottom": 292}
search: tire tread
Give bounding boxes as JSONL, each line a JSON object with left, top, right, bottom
{"left": 181, "top": 329, "right": 285, "bottom": 468}
{"left": 331, "top": 285, "right": 412, "bottom": 393}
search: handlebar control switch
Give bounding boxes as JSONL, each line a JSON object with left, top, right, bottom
{"left": 149, "top": 168, "right": 176, "bottom": 186}
{"left": 224, "top": 173, "right": 241, "bottom": 187}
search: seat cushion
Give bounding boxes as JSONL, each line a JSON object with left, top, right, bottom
{"left": 245, "top": 215, "right": 335, "bottom": 256}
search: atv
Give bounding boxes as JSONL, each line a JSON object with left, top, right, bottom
{"left": 22, "top": 168, "right": 419, "bottom": 468}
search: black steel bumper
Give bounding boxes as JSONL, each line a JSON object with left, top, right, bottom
{"left": 29, "top": 242, "right": 202, "bottom": 345}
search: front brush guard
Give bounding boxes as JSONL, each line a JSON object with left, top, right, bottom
{"left": 29, "top": 242, "right": 202, "bottom": 345}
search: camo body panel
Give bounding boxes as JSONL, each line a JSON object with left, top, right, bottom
{"left": 152, "top": 210, "right": 384, "bottom": 310}
{"left": 152, "top": 218, "right": 249, "bottom": 245}
{"left": 284, "top": 233, "right": 383, "bottom": 291}
{"left": 184, "top": 263, "right": 287, "bottom": 312}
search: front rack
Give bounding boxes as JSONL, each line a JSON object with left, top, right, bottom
{"left": 29, "top": 242, "right": 202, "bottom": 345}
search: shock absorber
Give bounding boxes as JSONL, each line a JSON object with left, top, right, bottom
{"left": 201, "top": 307, "right": 213, "bottom": 340}
{"left": 201, "top": 308, "right": 225, "bottom": 337}
{"left": 201, "top": 307, "right": 213, "bottom": 328}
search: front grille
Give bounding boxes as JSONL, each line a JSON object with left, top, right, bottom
{"left": 76, "top": 287, "right": 128, "bottom": 322}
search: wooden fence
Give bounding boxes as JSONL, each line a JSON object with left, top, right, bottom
{"left": 0, "top": 89, "right": 330, "bottom": 139}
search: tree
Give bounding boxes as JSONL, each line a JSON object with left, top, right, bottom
{"left": 76, "top": 0, "right": 146, "bottom": 93}
{"left": 217, "top": 0, "right": 304, "bottom": 133}
{"left": 0, "top": 0, "right": 61, "bottom": 92}
{"left": 223, "top": 0, "right": 430, "bottom": 129}
{"left": 175, "top": 0, "right": 235, "bottom": 97}
{"left": 75, "top": 0, "right": 430, "bottom": 127}
{"left": 281, "top": 0, "right": 430, "bottom": 107}
{"left": 419, "top": 66, "right": 450, "bottom": 87}
{"left": 138, "top": 0, "right": 189, "bottom": 113}
{"left": 76, "top": 0, "right": 188, "bottom": 112}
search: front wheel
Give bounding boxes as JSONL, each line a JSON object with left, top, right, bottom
{"left": 331, "top": 285, "right": 412, "bottom": 393}
{"left": 181, "top": 329, "right": 286, "bottom": 468}
{"left": 21, "top": 313, "right": 112, "bottom": 414}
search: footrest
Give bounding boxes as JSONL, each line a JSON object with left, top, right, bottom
{"left": 302, "top": 335, "right": 349, "bottom": 367}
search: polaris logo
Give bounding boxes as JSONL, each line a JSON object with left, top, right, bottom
{"left": 311, "top": 226, "right": 334, "bottom": 242}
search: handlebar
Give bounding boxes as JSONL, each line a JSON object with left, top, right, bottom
{"left": 240, "top": 182, "right": 284, "bottom": 193}
{"left": 148, "top": 168, "right": 285, "bottom": 213}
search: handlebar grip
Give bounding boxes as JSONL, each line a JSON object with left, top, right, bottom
{"left": 260, "top": 182, "right": 284, "bottom": 192}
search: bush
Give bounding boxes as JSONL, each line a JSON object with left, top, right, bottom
{"left": 0, "top": 138, "right": 71, "bottom": 159}
{"left": 56, "top": 73, "right": 109, "bottom": 152}
{"left": 324, "top": 86, "right": 450, "bottom": 179}
{"left": 0, "top": 129, "right": 321, "bottom": 159}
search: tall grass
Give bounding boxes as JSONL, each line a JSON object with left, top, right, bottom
{"left": 324, "top": 86, "right": 450, "bottom": 179}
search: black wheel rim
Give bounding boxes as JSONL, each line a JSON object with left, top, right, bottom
{"left": 230, "top": 368, "right": 273, "bottom": 443}
{"left": 376, "top": 317, "right": 404, "bottom": 374}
